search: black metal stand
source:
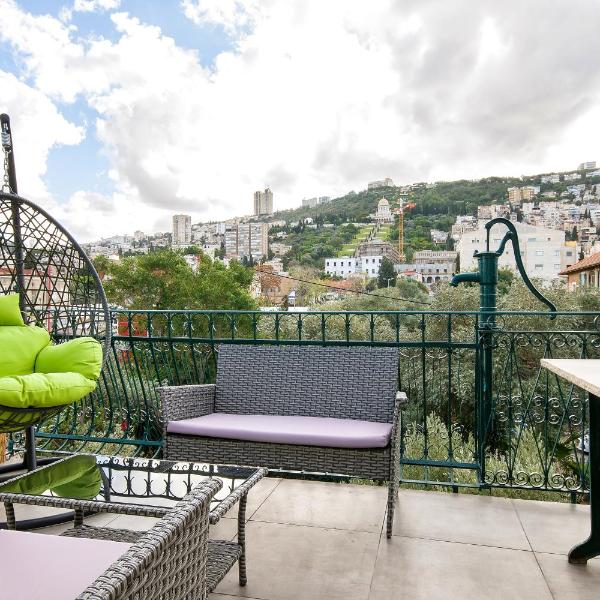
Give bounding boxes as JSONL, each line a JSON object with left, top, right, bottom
{"left": 568, "top": 392, "right": 600, "bottom": 564}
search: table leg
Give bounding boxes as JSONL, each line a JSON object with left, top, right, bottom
{"left": 569, "top": 392, "right": 600, "bottom": 564}
{"left": 238, "top": 492, "right": 248, "bottom": 586}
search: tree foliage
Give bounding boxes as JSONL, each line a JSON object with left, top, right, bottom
{"left": 377, "top": 257, "right": 397, "bottom": 288}
{"left": 94, "top": 250, "right": 256, "bottom": 310}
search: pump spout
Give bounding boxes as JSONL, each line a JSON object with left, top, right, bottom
{"left": 450, "top": 272, "right": 480, "bottom": 287}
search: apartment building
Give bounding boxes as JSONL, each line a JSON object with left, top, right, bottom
{"left": 541, "top": 174, "right": 560, "bottom": 184}
{"left": 253, "top": 188, "right": 273, "bottom": 216}
{"left": 507, "top": 186, "right": 539, "bottom": 204}
{"left": 457, "top": 222, "right": 576, "bottom": 280}
{"left": 225, "top": 223, "right": 268, "bottom": 261}
{"left": 301, "top": 196, "right": 331, "bottom": 208}
{"left": 324, "top": 256, "right": 384, "bottom": 278}
{"left": 172, "top": 214, "right": 191, "bottom": 246}
{"left": 579, "top": 161, "right": 597, "bottom": 171}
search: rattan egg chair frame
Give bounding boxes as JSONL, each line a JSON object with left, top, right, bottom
{"left": 0, "top": 114, "right": 111, "bottom": 475}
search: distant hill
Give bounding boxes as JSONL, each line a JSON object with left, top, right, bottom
{"left": 261, "top": 167, "right": 600, "bottom": 268}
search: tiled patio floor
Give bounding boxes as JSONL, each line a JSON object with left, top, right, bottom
{"left": 4, "top": 479, "right": 600, "bottom": 599}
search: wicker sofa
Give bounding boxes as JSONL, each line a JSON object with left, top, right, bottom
{"left": 161, "top": 344, "right": 406, "bottom": 538}
{"left": 0, "top": 479, "right": 220, "bottom": 599}
{"left": 77, "top": 479, "right": 221, "bottom": 599}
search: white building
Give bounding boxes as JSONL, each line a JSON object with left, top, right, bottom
{"left": 133, "top": 230, "right": 145, "bottom": 242}
{"left": 368, "top": 178, "right": 394, "bottom": 190}
{"left": 579, "top": 161, "right": 597, "bottom": 171}
{"left": 456, "top": 222, "right": 577, "bottom": 280}
{"left": 541, "top": 174, "right": 560, "bottom": 184}
{"left": 564, "top": 172, "right": 581, "bottom": 182}
{"left": 324, "top": 256, "right": 384, "bottom": 278}
{"left": 172, "top": 214, "right": 192, "bottom": 247}
{"left": 370, "top": 198, "right": 394, "bottom": 223}
{"left": 301, "top": 196, "right": 331, "bottom": 208}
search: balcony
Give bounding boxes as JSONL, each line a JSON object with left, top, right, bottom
{"left": 3, "top": 307, "right": 600, "bottom": 597}
{"left": 2, "top": 476, "right": 597, "bottom": 599}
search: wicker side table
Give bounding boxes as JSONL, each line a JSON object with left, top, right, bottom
{"left": 0, "top": 455, "right": 267, "bottom": 592}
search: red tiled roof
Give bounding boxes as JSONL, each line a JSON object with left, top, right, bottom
{"left": 559, "top": 251, "right": 600, "bottom": 275}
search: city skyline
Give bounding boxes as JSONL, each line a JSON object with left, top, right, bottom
{"left": 1, "top": 0, "right": 600, "bottom": 242}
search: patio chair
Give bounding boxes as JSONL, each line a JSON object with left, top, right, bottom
{"left": 1, "top": 113, "right": 110, "bottom": 471}
{"left": 0, "top": 478, "right": 221, "bottom": 599}
{"left": 161, "top": 344, "right": 406, "bottom": 538}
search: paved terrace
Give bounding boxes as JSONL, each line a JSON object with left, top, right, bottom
{"left": 4, "top": 479, "right": 600, "bottom": 600}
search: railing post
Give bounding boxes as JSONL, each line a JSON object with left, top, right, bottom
{"left": 450, "top": 218, "right": 556, "bottom": 488}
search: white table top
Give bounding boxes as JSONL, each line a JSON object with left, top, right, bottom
{"left": 540, "top": 359, "right": 600, "bottom": 397}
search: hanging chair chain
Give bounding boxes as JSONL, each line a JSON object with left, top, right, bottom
{"left": 1, "top": 141, "right": 12, "bottom": 194}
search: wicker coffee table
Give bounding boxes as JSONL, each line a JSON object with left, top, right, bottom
{"left": 0, "top": 454, "right": 267, "bottom": 592}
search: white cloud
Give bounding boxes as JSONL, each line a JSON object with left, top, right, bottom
{"left": 2, "top": 0, "right": 600, "bottom": 242}
{"left": 0, "top": 70, "right": 83, "bottom": 198}
{"left": 180, "top": 0, "right": 260, "bottom": 35}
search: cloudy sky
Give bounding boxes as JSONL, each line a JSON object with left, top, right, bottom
{"left": 1, "top": 0, "right": 600, "bottom": 241}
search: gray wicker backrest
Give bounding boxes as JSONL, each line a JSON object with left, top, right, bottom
{"left": 215, "top": 345, "right": 399, "bottom": 422}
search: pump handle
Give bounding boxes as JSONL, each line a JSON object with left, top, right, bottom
{"left": 484, "top": 218, "right": 557, "bottom": 317}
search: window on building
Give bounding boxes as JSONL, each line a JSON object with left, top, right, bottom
{"left": 334, "top": 262, "right": 337, "bottom": 266}
{"left": 554, "top": 250, "right": 560, "bottom": 257}
{"left": 554, "top": 264, "right": 560, "bottom": 269}
{"left": 566, "top": 251, "right": 573, "bottom": 257}
{"left": 535, "top": 264, "right": 543, "bottom": 270}
{"left": 528, "top": 237, "right": 537, "bottom": 242}
{"left": 536, "top": 250, "right": 544, "bottom": 256}
{"left": 372, "top": 269, "right": 375, "bottom": 274}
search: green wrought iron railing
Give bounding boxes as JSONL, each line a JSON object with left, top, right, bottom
{"left": 17, "top": 308, "right": 596, "bottom": 496}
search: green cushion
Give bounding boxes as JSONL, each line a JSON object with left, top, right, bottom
{"left": 0, "top": 455, "right": 102, "bottom": 499}
{"left": 36, "top": 337, "right": 103, "bottom": 380}
{"left": 0, "top": 294, "right": 25, "bottom": 326}
{"left": 0, "top": 325, "right": 51, "bottom": 377}
{"left": 0, "top": 372, "right": 98, "bottom": 408}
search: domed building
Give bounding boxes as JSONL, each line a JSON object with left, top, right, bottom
{"left": 371, "top": 197, "right": 394, "bottom": 223}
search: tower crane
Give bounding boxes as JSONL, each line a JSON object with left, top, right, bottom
{"left": 393, "top": 196, "right": 416, "bottom": 263}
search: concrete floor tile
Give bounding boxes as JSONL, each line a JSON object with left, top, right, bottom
{"left": 104, "top": 514, "right": 160, "bottom": 531}
{"left": 223, "top": 477, "right": 282, "bottom": 521}
{"left": 536, "top": 552, "right": 600, "bottom": 600}
{"left": 512, "top": 498, "right": 591, "bottom": 555}
{"left": 215, "top": 521, "right": 379, "bottom": 600}
{"left": 252, "top": 479, "right": 387, "bottom": 532}
{"left": 209, "top": 595, "right": 264, "bottom": 600}
{"left": 37, "top": 512, "right": 119, "bottom": 535}
{"left": 212, "top": 516, "right": 239, "bottom": 540}
{"left": 393, "top": 489, "right": 530, "bottom": 549}
{"left": 370, "top": 536, "right": 552, "bottom": 600}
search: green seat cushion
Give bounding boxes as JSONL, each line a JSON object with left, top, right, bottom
{"left": 0, "top": 325, "right": 51, "bottom": 377}
{"left": 36, "top": 337, "right": 103, "bottom": 380}
{"left": 0, "top": 372, "right": 98, "bottom": 409}
{"left": 0, "top": 455, "right": 102, "bottom": 500}
{"left": 0, "top": 294, "right": 25, "bottom": 326}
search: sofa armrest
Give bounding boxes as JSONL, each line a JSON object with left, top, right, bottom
{"left": 159, "top": 384, "right": 216, "bottom": 438}
{"left": 390, "top": 392, "right": 407, "bottom": 470}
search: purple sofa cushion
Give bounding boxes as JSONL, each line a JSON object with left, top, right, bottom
{"left": 0, "top": 529, "right": 131, "bottom": 599}
{"left": 167, "top": 413, "right": 393, "bottom": 449}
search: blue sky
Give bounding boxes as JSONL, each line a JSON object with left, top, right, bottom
{"left": 6, "top": 0, "right": 233, "bottom": 204}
